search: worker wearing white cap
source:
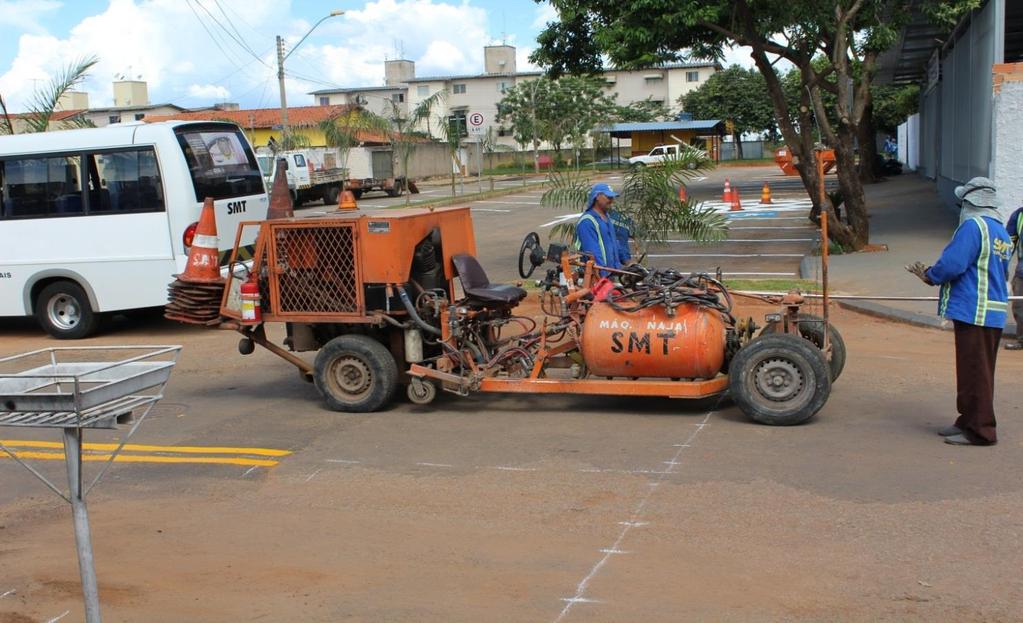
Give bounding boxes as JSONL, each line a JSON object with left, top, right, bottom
{"left": 907, "top": 176, "right": 1012, "bottom": 446}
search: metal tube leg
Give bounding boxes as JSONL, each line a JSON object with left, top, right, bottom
{"left": 63, "top": 428, "right": 102, "bottom": 623}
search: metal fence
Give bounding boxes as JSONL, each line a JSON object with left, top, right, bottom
{"left": 719, "top": 141, "right": 765, "bottom": 161}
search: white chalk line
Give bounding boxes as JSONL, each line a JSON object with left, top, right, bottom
{"left": 415, "top": 462, "right": 454, "bottom": 468}
{"left": 553, "top": 412, "right": 714, "bottom": 623}
{"left": 242, "top": 466, "right": 259, "bottom": 477}
{"left": 0, "top": 589, "right": 14, "bottom": 599}
{"left": 325, "top": 459, "right": 361, "bottom": 464}
{"left": 46, "top": 611, "right": 70, "bottom": 623}
{"left": 304, "top": 468, "right": 323, "bottom": 483}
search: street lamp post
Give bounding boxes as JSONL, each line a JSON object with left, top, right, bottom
{"left": 276, "top": 10, "right": 344, "bottom": 146}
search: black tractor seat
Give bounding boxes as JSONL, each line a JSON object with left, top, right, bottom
{"left": 452, "top": 254, "right": 527, "bottom": 306}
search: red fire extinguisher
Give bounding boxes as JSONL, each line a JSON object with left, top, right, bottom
{"left": 240, "top": 276, "right": 261, "bottom": 323}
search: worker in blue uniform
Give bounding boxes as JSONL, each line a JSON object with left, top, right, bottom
{"left": 1004, "top": 203, "right": 1023, "bottom": 350}
{"left": 576, "top": 182, "right": 623, "bottom": 275}
{"left": 907, "top": 177, "right": 1011, "bottom": 446}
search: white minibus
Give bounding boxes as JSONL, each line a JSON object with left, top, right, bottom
{"left": 0, "top": 121, "right": 269, "bottom": 338}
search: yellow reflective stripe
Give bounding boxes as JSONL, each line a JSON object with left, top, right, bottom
{"left": 974, "top": 217, "right": 991, "bottom": 325}
{"left": 988, "top": 301, "right": 1008, "bottom": 311}
{"left": 578, "top": 214, "right": 607, "bottom": 262}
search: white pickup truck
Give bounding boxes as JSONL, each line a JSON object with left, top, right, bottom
{"left": 628, "top": 143, "right": 693, "bottom": 167}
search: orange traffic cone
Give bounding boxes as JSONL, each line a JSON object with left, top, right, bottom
{"left": 760, "top": 182, "right": 772, "bottom": 204}
{"left": 338, "top": 189, "right": 358, "bottom": 211}
{"left": 722, "top": 178, "right": 733, "bottom": 203}
{"left": 678, "top": 184, "right": 688, "bottom": 203}
{"left": 181, "top": 197, "right": 222, "bottom": 283}
{"left": 730, "top": 188, "right": 743, "bottom": 212}
{"left": 267, "top": 158, "right": 294, "bottom": 220}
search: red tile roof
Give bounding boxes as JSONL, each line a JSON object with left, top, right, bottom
{"left": 4, "top": 109, "right": 86, "bottom": 121}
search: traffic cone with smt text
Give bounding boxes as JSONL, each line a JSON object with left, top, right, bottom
{"left": 722, "top": 178, "right": 733, "bottom": 203}
{"left": 760, "top": 182, "right": 772, "bottom": 204}
{"left": 165, "top": 197, "right": 225, "bottom": 326}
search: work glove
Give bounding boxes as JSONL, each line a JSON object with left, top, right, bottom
{"left": 905, "top": 261, "right": 934, "bottom": 286}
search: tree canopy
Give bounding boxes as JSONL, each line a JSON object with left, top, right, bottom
{"left": 680, "top": 65, "right": 774, "bottom": 156}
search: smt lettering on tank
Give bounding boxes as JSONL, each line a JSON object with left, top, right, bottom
{"left": 610, "top": 330, "right": 679, "bottom": 355}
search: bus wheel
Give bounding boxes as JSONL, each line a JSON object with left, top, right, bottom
{"left": 35, "top": 281, "right": 98, "bottom": 340}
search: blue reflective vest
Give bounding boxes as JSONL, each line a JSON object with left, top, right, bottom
{"left": 925, "top": 216, "right": 1011, "bottom": 328}
{"left": 576, "top": 208, "right": 622, "bottom": 272}
{"left": 1006, "top": 207, "right": 1023, "bottom": 278}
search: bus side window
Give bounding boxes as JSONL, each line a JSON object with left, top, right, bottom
{"left": 86, "top": 148, "right": 165, "bottom": 214}
{"left": 1, "top": 156, "right": 84, "bottom": 218}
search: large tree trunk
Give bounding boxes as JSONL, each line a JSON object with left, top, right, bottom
{"left": 857, "top": 94, "right": 880, "bottom": 184}
{"left": 831, "top": 125, "right": 870, "bottom": 249}
{"left": 733, "top": 131, "right": 744, "bottom": 159}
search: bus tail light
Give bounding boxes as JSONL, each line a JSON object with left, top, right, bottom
{"left": 183, "top": 221, "right": 198, "bottom": 252}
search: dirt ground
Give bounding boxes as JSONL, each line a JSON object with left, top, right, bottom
{"left": 2, "top": 297, "right": 1022, "bottom": 622}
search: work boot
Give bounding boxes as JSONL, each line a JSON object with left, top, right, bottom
{"left": 937, "top": 425, "right": 962, "bottom": 437}
{"left": 1004, "top": 341, "right": 1023, "bottom": 350}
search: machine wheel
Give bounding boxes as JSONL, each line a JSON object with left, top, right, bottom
{"left": 35, "top": 281, "right": 98, "bottom": 339}
{"left": 406, "top": 378, "right": 437, "bottom": 405}
{"left": 314, "top": 335, "right": 398, "bottom": 412}
{"left": 238, "top": 337, "right": 255, "bottom": 355}
{"left": 728, "top": 333, "right": 831, "bottom": 426}
{"left": 760, "top": 313, "right": 846, "bottom": 381}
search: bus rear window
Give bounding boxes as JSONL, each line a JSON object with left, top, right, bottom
{"left": 175, "top": 127, "right": 263, "bottom": 201}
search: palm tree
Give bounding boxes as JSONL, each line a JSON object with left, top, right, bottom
{"left": 541, "top": 148, "right": 728, "bottom": 257}
{"left": 386, "top": 90, "right": 445, "bottom": 206}
{"left": 319, "top": 107, "right": 390, "bottom": 185}
{"left": 1, "top": 56, "right": 99, "bottom": 134}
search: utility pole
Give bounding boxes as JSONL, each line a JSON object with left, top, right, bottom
{"left": 276, "top": 35, "right": 289, "bottom": 145}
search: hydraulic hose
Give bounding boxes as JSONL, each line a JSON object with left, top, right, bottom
{"left": 396, "top": 285, "right": 441, "bottom": 336}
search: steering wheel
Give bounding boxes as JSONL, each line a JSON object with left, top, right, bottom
{"left": 518, "top": 232, "right": 545, "bottom": 279}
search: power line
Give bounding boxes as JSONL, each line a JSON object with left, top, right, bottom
{"left": 193, "top": 0, "right": 269, "bottom": 67}
{"left": 184, "top": 0, "right": 250, "bottom": 71}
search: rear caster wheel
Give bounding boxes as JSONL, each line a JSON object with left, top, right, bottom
{"left": 238, "top": 337, "right": 255, "bottom": 355}
{"left": 406, "top": 378, "right": 437, "bottom": 405}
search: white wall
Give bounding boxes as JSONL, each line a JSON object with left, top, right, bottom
{"left": 991, "top": 78, "right": 1023, "bottom": 220}
{"left": 897, "top": 113, "right": 920, "bottom": 171}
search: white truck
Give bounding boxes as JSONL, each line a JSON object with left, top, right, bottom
{"left": 627, "top": 143, "right": 700, "bottom": 167}
{"left": 263, "top": 146, "right": 407, "bottom": 205}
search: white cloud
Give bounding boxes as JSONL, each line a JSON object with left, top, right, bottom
{"left": 532, "top": 2, "right": 558, "bottom": 30}
{"left": 0, "top": 0, "right": 61, "bottom": 34}
{"left": 0, "top": 0, "right": 511, "bottom": 112}
{"left": 188, "top": 83, "right": 231, "bottom": 100}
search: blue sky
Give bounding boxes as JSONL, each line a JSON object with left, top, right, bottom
{"left": 0, "top": 0, "right": 560, "bottom": 112}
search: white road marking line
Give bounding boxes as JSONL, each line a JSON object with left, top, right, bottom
{"left": 554, "top": 412, "right": 714, "bottom": 622}
{"left": 305, "top": 468, "right": 323, "bottom": 482}
{"left": 325, "top": 459, "right": 361, "bottom": 464}
{"left": 46, "top": 612, "right": 70, "bottom": 623}
{"left": 541, "top": 214, "right": 580, "bottom": 228}
{"left": 619, "top": 521, "right": 648, "bottom": 527}
{"left": 0, "top": 589, "right": 14, "bottom": 599}
{"left": 648, "top": 253, "right": 804, "bottom": 258}
{"left": 490, "top": 466, "right": 538, "bottom": 472}
{"left": 599, "top": 549, "right": 631, "bottom": 554}
{"left": 416, "top": 462, "right": 454, "bottom": 468}
{"left": 242, "top": 466, "right": 259, "bottom": 477}
{"left": 560, "top": 597, "right": 602, "bottom": 604}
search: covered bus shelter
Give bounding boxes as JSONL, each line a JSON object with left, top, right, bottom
{"left": 605, "top": 119, "right": 726, "bottom": 163}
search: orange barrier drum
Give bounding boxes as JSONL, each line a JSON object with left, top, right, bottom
{"left": 580, "top": 303, "right": 726, "bottom": 379}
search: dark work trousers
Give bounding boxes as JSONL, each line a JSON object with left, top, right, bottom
{"left": 953, "top": 320, "right": 1002, "bottom": 444}
{"left": 1013, "top": 276, "right": 1023, "bottom": 342}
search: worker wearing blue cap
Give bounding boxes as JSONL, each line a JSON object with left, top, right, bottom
{"left": 576, "top": 182, "right": 624, "bottom": 273}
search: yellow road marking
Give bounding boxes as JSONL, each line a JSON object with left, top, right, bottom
{"left": 1, "top": 440, "right": 292, "bottom": 457}
{"left": 2, "top": 451, "right": 278, "bottom": 467}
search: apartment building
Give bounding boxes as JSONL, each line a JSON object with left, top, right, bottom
{"left": 311, "top": 45, "right": 720, "bottom": 148}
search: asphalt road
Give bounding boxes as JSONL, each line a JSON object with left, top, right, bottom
{"left": 2, "top": 165, "right": 1020, "bottom": 622}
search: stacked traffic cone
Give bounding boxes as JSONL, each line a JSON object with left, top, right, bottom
{"left": 165, "top": 197, "right": 225, "bottom": 326}
{"left": 266, "top": 158, "right": 294, "bottom": 220}
{"left": 338, "top": 189, "right": 358, "bottom": 211}
{"left": 678, "top": 184, "right": 688, "bottom": 203}
{"left": 760, "top": 182, "right": 772, "bottom": 204}
{"left": 730, "top": 188, "right": 743, "bottom": 211}
{"left": 722, "top": 178, "right": 733, "bottom": 203}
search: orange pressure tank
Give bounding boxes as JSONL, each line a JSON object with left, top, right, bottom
{"left": 580, "top": 302, "right": 726, "bottom": 379}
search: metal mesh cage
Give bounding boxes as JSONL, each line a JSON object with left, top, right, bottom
{"left": 271, "top": 223, "right": 360, "bottom": 315}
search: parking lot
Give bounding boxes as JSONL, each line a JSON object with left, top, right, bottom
{"left": 2, "top": 166, "right": 1022, "bottom": 622}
